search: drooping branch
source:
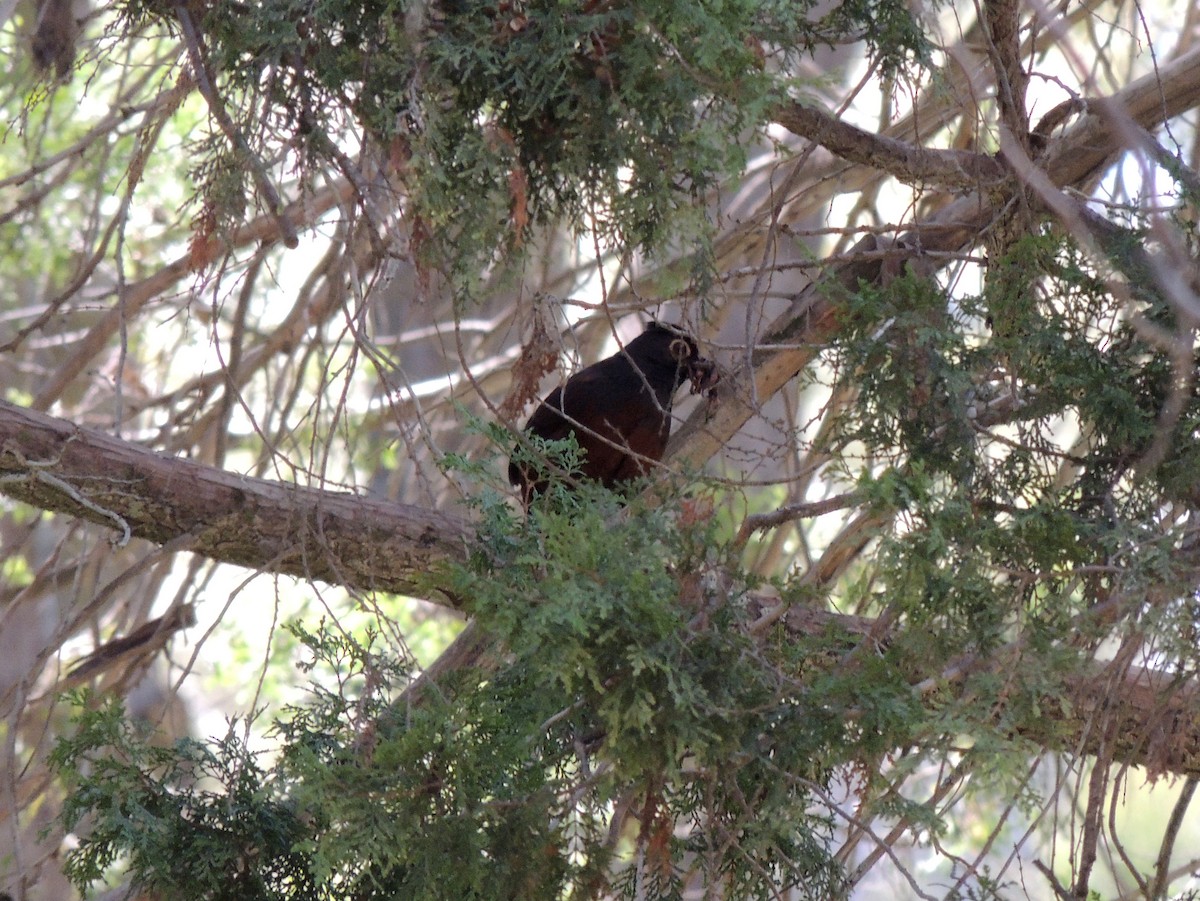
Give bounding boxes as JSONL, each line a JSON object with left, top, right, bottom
{"left": 174, "top": 1, "right": 299, "bottom": 249}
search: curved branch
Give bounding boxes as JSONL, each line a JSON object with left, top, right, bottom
{"left": 771, "top": 100, "right": 1007, "bottom": 189}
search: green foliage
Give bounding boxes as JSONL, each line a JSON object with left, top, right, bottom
{"left": 51, "top": 692, "right": 325, "bottom": 900}
{"left": 108, "top": 0, "right": 930, "bottom": 283}
{"left": 53, "top": 486, "right": 892, "bottom": 899}
{"left": 273, "top": 624, "right": 579, "bottom": 899}
{"left": 447, "top": 484, "right": 854, "bottom": 896}
{"left": 815, "top": 0, "right": 931, "bottom": 75}
{"left": 417, "top": 0, "right": 772, "bottom": 264}
{"left": 822, "top": 221, "right": 1200, "bottom": 772}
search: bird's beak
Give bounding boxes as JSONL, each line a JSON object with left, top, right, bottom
{"left": 688, "top": 357, "right": 720, "bottom": 401}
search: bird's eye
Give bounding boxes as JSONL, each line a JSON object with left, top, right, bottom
{"left": 670, "top": 338, "right": 692, "bottom": 361}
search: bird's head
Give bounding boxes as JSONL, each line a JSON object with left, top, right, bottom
{"left": 638, "top": 321, "right": 720, "bottom": 400}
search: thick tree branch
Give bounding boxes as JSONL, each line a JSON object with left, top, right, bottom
{"left": 983, "top": 0, "right": 1030, "bottom": 153}
{"left": 0, "top": 400, "right": 472, "bottom": 599}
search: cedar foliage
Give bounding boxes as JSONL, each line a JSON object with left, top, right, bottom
{"left": 6, "top": 0, "right": 1200, "bottom": 897}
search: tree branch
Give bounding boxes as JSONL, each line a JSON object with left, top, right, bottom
{"left": 761, "top": 602, "right": 1200, "bottom": 779}
{"left": 0, "top": 400, "right": 472, "bottom": 600}
{"left": 770, "top": 100, "right": 1007, "bottom": 190}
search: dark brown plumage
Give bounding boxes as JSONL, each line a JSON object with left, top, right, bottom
{"left": 509, "top": 321, "right": 717, "bottom": 507}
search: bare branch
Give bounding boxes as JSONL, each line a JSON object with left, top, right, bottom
{"left": 771, "top": 100, "right": 1007, "bottom": 189}
{"left": 26, "top": 177, "right": 355, "bottom": 411}
{"left": 733, "top": 491, "right": 861, "bottom": 548}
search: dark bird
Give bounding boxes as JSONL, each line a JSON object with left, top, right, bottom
{"left": 509, "top": 321, "right": 718, "bottom": 507}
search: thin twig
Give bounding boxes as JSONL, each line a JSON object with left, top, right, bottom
{"left": 734, "top": 490, "right": 861, "bottom": 549}
{"left": 174, "top": 2, "right": 298, "bottom": 248}
{"left": 1149, "top": 775, "right": 1198, "bottom": 899}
